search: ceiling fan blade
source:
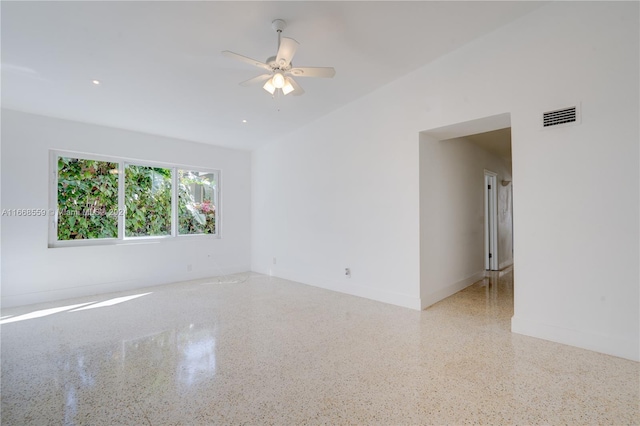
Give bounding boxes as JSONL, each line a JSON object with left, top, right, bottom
{"left": 288, "top": 77, "right": 305, "bottom": 96}
{"left": 221, "top": 51, "right": 272, "bottom": 71}
{"left": 289, "top": 67, "right": 336, "bottom": 78}
{"left": 239, "top": 74, "right": 272, "bottom": 87}
{"left": 275, "top": 37, "right": 299, "bottom": 67}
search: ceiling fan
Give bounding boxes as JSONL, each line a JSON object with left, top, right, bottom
{"left": 222, "top": 19, "right": 335, "bottom": 97}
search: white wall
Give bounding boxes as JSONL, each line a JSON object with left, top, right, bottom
{"left": 251, "top": 98, "right": 422, "bottom": 309}
{"left": 1, "top": 110, "right": 252, "bottom": 307}
{"left": 419, "top": 134, "right": 512, "bottom": 307}
{"left": 252, "top": 2, "right": 639, "bottom": 360}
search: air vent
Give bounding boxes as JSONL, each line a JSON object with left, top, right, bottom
{"left": 543, "top": 106, "right": 579, "bottom": 128}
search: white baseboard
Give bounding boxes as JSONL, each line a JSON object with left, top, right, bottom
{"left": 330, "top": 282, "right": 422, "bottom": 310}
{"left": 511, "top": 316, "right": 639, "bottom": 362}
{"left": 499, "top": 260, "right": 513, "bottom": 270}
{"left": 420, "top": 270, "right": 485, "bottom": 309}
{"left": 1, "top": 265, "right": 250, "bottom": 309}
{"left": 256, "top": 268, "right": 422, "bottom": 311}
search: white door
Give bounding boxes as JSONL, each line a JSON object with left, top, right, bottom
{"left": 484, "top": 171, "right": 498, "bottom": 271}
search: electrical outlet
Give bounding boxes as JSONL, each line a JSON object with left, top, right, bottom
{"left": 187, "top": 264, "right": 193, "bottom": 272}
{"left": 273, "top": 257, "right": 277, "bottom": 265}
{"left": 345, "top": 268, "right": 351, "bottom": 278}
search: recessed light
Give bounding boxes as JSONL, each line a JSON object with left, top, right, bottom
{"left": 242, "top": 119, "right": 247, "bottom": 123}
{"left": 92, "top": 80, "right": 101, "bottom": 85}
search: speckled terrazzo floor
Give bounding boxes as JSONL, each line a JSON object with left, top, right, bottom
{"left": 1, "top": 270, "right": 638, "bottom": 425}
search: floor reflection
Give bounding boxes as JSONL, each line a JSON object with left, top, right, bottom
{"left": 478, "top": 266, "right": 514, "bottom": 313}
{"left": 57, "top": 348, "right": 112, "bottom": 424}
{"left": 43, "top": 323, "right": 219, "bottom": 423}
{"left": 177, "top": 325, "right": 216, "bottom": 387}
{"left": 121, "top": 324, "right": 217, "bottom": 389}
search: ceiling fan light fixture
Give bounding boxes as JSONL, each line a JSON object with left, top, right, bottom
{"left": 272, "top": 72, "right": 285, "bottom": 89}
{"left": 263, "top": 79, "right": 276, "bottom": 94}
{"left": 222, "top": 19, "right": 335, "bottom": 98}
{"left": 282, "top": 78, "right": 295, "bottom": 95}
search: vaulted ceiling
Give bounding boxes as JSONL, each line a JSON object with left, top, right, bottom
{"left": 2, "top": 1, "right": 542, "bottom": 150}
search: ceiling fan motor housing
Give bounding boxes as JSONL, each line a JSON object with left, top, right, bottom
{"left": 272, "top": 19, "right": 286, "bottom": 33}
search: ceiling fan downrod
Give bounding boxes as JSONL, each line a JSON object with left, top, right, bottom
{"left": 272, "top": 19, "right": 286, "bottom": 51}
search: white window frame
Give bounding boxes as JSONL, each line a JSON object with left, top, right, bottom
{"left": 49, "top": 150, "right": 221, "bottom": 248}
{"left": 175, "top": 167, "right": 220, "bottom": 239}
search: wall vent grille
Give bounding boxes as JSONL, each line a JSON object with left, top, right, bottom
{"left": 543, "top": 106, "right": 578, "bottom": 128}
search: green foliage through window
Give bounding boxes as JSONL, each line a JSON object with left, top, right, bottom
{"left": 57, "top": 157, "right": 118, "bottom": 240}
{"left": 125, "top": 165, "right": 172, "bottom": 237}
{"left": 55, "top": 154, "right": 218, "bottom": 243}
{"left": 179, "top": 170, "right": 216, "bottom": 235}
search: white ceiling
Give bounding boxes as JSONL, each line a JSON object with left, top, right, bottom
{"left": 465, "top": 127, "right": 512, "bottom": 165}
{"left": 1, "top": 1, "right": 542, "bottom": 151}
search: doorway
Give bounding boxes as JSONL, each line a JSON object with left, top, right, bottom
{"left": 484, "top": 170, "right": 498, "bottom": 270}
{"left": 419, "top": 112, "right": 514, "bottom": 309}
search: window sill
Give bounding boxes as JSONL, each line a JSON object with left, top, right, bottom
{"left": 48, "top": 233, "right": 220, "bottom": 248}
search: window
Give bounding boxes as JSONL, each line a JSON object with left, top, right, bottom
{"left": 50, "top": 152, "right": 219, "bottom": 247}
{"left": 57, "top": 157, "right": 119, "bottom": 240}
{"left": 178, "top": 170, "right": 217, "bottom": 235}
{"left": 125, "top": 165, "right": 172, "bottom": 237}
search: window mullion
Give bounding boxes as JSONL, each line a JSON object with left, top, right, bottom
{"left": 50, "top": 152, "right": 59, "bottom": 244}
{"left": 214, "top": 170, "right": 219, "bottom": 237}
{"left": 118, "top": 161, "right": 125, "bottom": 240}
{"left": 171, "top": 167, "right": 178, "bottom": 237}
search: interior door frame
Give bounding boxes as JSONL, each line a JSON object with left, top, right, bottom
{"left": 484, "top": 170, "right": 499, "bottom": 271}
